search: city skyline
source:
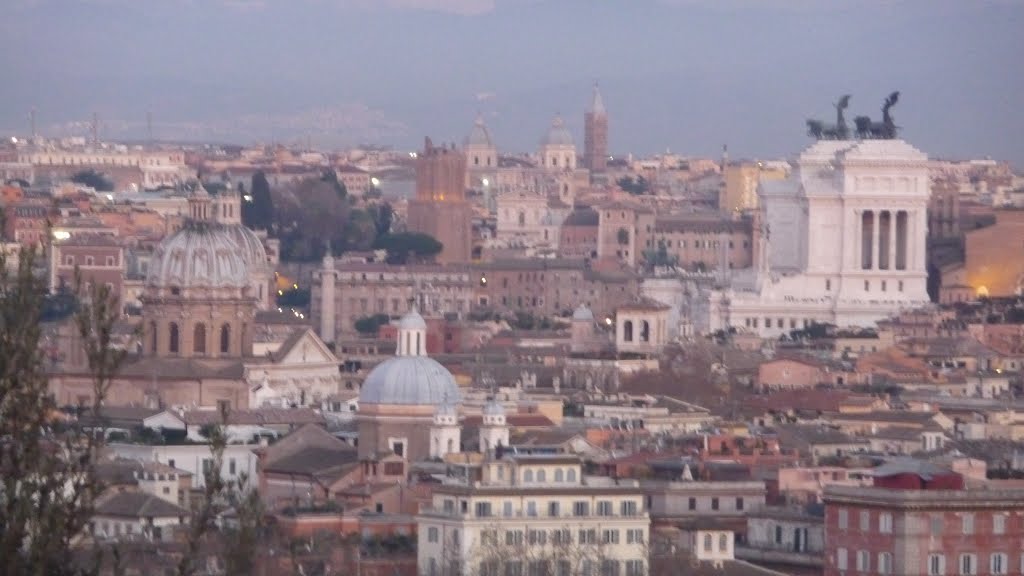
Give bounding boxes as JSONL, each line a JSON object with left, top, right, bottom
{"left": 2, "top": 0, "right": 1023, "bottom": 166}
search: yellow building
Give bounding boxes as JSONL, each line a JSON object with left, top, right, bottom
{"left": 417, "top": 454, "right": 649, "bottom": 576}
{"left": 720, "top": 162, "right": 788, "bottom": 214}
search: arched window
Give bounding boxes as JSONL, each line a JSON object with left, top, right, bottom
{"left": 719, "top": 533, "right": 728, "bottom": 551}
{"left": 567, "top": 469, "right": 577, "bottom": 482}
{"left": 168, "top": 323, "right": 179, "bottom": 355}
{"left": 415, "top": 332, "right": 421, "bottom": 355}
{"left": 447, "top": 438, "right": 454, "bottom": 453}
{"left": 623, "top": 320, "right": 634, "bottom": 342}
{"left": 524, "top": 469, "right": 534, "bottom": 483}
{"left": 640, "top": 320, "right": 650, "bottom": 342}
{"left": 537, "top": 470, "right": 546, "bottom": 482}
{"left": 220, "top": 324, "right": 231, "bottom": 354}
{"left": 150, "top": 321, "right": 158, "bottom": 354}
{"left": 193, "top": 323, "right": 206, "bottom": 355}
{"left": 703, "top": 534, "right": 712, "bottom": 552}
{"left": 554, "top": 469, "right": 564, "bottom": 482}
{"left": 518, "top": 211, "right": 526, "bottom": 227}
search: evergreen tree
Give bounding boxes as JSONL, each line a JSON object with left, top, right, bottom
{"left": 243, "top": 171, "right": 274, "bottom": 231}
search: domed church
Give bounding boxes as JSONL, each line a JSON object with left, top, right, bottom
{"left": 356, "top": 308, "right": 462, "bottom": 462}
{"left": 141, "top": 183, "right": 270, "bottom": 358}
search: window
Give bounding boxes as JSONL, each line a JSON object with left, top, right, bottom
{"left": 602, "top": 529, "right": 619, "bottom": 544}
{"left": 620, "top": 501, "right": 637, "bottom": 516}
{"left": 711, "top": 497, "right": 719, "bottom": 511}
{"left": 105, "top": 256, "right": 115, "bottom": 266}
{"left": 427, "top": 527, "right": 438, "bottom": 543}
{"left": 552, "top": 529, "right": 571, "bottom": 545}
{"left": 626, "top": 529, "right": 644, "bottom": 544}
{"left": 898, "top": 280, "right": 904, "bottom": 292}
{"left": 597, "top": 501, "right": 612, "bottom": 516}
{"left": 775, "top": 525, "right": 782, "bottom": 544}
{"left": 554, "top": 469, "right": 564, "bottom": 482}
{"left": 736, "top": 497, "right": 744, "bottom": 511}
{"left": 860, "top": 510, "right": 870, "bottom": 531}
{"left": 719, "top": 533, "right": 728, "bottom": 552}
{"left": 879, "top": 512, "right": 893, "bottom": 533}
{"left": 600, "top": 560, "right": 620, "bottom": 576}
{"left": 526, "top": 501, "right": 537, "bottom": 517}
{"left": 993, "top": 514, "right": 1006, "bottom": 535}
{"left": 856, "top": 550, "right": 870, "bottom": 571}
{"left": 567, "top": 469, "right": 577, "bottom": 482}
{"left": 991, "top": 553, "right": 1007, "bottom": 575}
{"left": 882, "top": 280, "right": 887, "bottom": 292}
{"left": 703, "top": 534, "right": 712, "bottom": 552}
{"left": 930, "top": 515, "right": 943, "bottom": 535}
{"left": 168, "top": 322, "right": 180, "bottom": 354}
{"left": 65, "top": 255, "right": 75, "bottom": 266}
{"left": 688, "top": 497, "right": 697, "bottom": 510}
{"left": 826, "top": 279, "right": 832, "bottom": 291}
{"left": 505, "top": 561, "right": 523, "bottom": 576}
{"left": 527, "top": 530, "right": 546, "bottom": 545}
{"left": 928, "top": 555, "right": 945, "bottom": 576}
{"left": 537, "top": 469, "right": 546, "bottom": 482}
{"left": 193, "top": 323, "right": 206, "bottom": 355}
{"left": 864, "top": 280, "right": 870, "bottom": 291}
{"left": 524, "top": 470, "right": 534, "bottom": 483}
{"left": 505, "top": 530, "right": 523, "bottom": 546}
{"left": 837, "top": 549, "right": 848, "bottom": 571}
{"left": 625, "top": 560, "right": 644, "bottom": 576}
{"left": 878, "top": 552, "right": 893, "bottom": 574}
{"left": 960, "top": 553, "right": 976, "bottom": 575}
{"left": 548, "top": 502, "right": 559, "bottom": 517}
{"left": 578, "top": 529, "right": 596, "bottom": 544}
{"left": 962, "top": 513, "right": 974, "bottom": 535}
{"left": 475, "top": 502, "right": 492, "bottom": 517}
{"left": 85, "top": 256, "right": 94, "bottom": 266}
{"left": 573, "top": 501, "right": 589, "bottom": 516}
{"left": 503, "top": 502, "right": 513, "bottom": 517}
{"left": 228, "top": 458, "right": 236, "bottom": 475}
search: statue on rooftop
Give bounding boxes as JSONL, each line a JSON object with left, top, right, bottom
{"left": 806, "top": 94, "right": 851, "bottom": 140}
{"left": 854, "top": 91, "right": 901, "bottom": 140}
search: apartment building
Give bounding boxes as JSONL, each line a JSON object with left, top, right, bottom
{"left": 417, "top": 454, "right": 650, "bottom": 576}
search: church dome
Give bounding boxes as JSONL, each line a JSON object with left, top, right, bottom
{"left": 146, "top": 221, "right": 258, "bottom": 291}
{"left": 398, "top": 308, "right": 427, "bottom": 331}
{"left": 482, "top": 398, "right": 505, "bottom": 417}
{"left": 359, "top": 356, "right": 461, "bottom": 406}
{"left": 543, "top": 116, "right": 574, "bottom": 147}
{"left": 465, "top": 114, "right": 494, "bottom": 148}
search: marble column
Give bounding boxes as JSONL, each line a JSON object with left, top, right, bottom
{"left": 888, "top": 210, "right": 897, "bottom": 273}
{"left": 871, "top": 211, "right": 881, "bottom": 270}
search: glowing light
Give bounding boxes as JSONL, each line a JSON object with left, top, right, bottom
{"left": 977, "top": 286, "right": 990, "bottom": 298}
{"left": 292, "top": 283, "right": 298, "bottom": 289}
{"left": 482, "top": 178, "right": 489, "bottom": 187}
{"left": 409, "top": 152, "right": 418, "bottom": 158}
{"left": 243, "top": 194, "right": 253, "bottom": 202}
{"left": 370, "top": 177, "right": 380, "bottom": 187}
{"left": 604, "top": 317, "right": 613, "bottom": 326}
{"left": 52, "top": 230, "right": 71, "bottom": 240}
{"left": 105, "top": 194, "right": 114, "bottom": 201}
{"left": 277, "top": 290, "right": 284, "bottom": 296}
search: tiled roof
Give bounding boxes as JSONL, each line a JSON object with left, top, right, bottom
{"left": 96, "top": 491, "right": 187, "bottom": 519}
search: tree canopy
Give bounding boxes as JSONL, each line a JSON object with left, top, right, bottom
{"left": 616, "top": 175, "right": 650, "bottom": 195}
{"left": 242, "top": 170, "right": 274, "bottom": 231}
{"left": 70, "top": 169, "right": 114, "bottom": 192}
{"left": 372, "top": 232, "right": 443, "bottom": 265}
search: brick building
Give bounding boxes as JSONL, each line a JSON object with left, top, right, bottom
{"left": 558, "top": 206, "right": 599, "bottom": 259}
{"left": 407, "top": 137, "right": 473, "bottom": 264}
{"left": 49, "top": 233, "right": 125, "bottom": 307}
{"left": 652, "top": 213, "right": 754, "bottom": 272}
{"left": 824, "top": 460, "right": 1024, "bottom": 576}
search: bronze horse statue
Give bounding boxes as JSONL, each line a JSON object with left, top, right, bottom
{"left": 806, "top": 95, "right": 851, "bottom": 140}
{"left": 854, "top": 91, "right": 900, "bottom": 139}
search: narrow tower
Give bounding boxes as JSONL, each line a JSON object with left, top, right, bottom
{"left": 584, "top": 83, "right": 608, "bottom": 177}
{"left": 318, "top": 253, "right": 337, "bottom": 344}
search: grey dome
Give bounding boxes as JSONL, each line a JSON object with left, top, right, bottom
{"left": 572, "top": 305, "right": 594, "bottom": 322}
{"left": 483, "top": 398, "right": 505, "bottom": 417}
{"left": 465, "top": 114, "right": 494, "bottom": 148}
{"left": 146, "top": 222, "right": 262, "bottom": 290}
{"left": 359, "top": 356, "right": 461, "bottom": 406}
{"left": 398, "top": 309, "right": 427, "bottom": 331}
{"left": 543, "top": 116, "right": 574, "bottom": 147}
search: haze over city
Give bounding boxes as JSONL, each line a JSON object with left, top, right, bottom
{"left": 2, "top": 0, "right": 1023, "bottom": 165}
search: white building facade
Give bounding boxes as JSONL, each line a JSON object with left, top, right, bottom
{"left": 703, "top": 139, "right": 931, "bottom": 337}
{"left": 417, "top": 455, "right": 649, "bottom": 576}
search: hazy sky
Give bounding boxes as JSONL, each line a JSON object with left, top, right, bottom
{"left": 2, "top": 0, "right": 1022, "bottom": 166}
